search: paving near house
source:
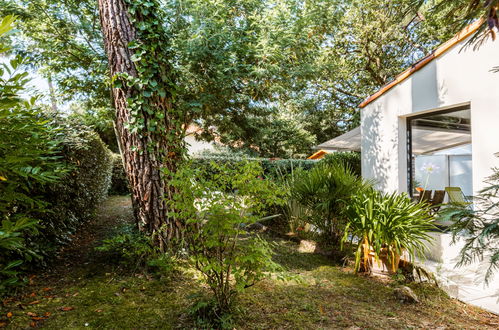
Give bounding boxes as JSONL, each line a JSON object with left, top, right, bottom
{"left": 1, "top": 196, "right": 498, "bottom": 329}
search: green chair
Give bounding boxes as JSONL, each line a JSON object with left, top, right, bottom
{"left": 445, "top": 187, "right": 472, "bottom": 207}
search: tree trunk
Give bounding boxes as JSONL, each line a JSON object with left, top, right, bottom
{"left": 97, "top": 0, "right": 183, "bottom": 249}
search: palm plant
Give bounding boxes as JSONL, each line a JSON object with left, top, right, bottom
{"left": 292, "top": 163, "right": 372, "bottom": 245}
{"left": 344, "top": 190, "right": 436, "bottom": 273}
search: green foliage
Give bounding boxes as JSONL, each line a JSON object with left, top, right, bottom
{"left": 344, "top": 190, "right": 435, "bottom": 273}
{"left": 109, "top": 153, "right": 129, "bottom": 195}
{"left": 33, "top": 126, "right": 113, "bottom": 255}
{"left": 292, "top": 162, "right": 372, "bottom": 245}
{"left": 0, "top": 15, "right": 66, "bottom": 294}
{"left": 2, "top": 0, "right": 463, "bottom": 158}
{"left": 321, "top": 152, "right": 361, "bottom": 177}
{"left": 192, "top": 156, "right": 316, "bottom": 182}
{"left": 439, "top": 167, "right": 499, "bottom": 284}
{"left": 169, "top": 160, "right": 285, "bottom": 320}
{"left": 408, "top": 0, "right": 494, "bottom": 47}
{"left": 97, "top": 223, "right": 175, "bottom": 275}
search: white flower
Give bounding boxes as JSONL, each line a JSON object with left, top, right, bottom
{"left": 420, "top": 162, "right": 440, "bottom": 174}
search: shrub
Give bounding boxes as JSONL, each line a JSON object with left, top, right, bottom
{"left": 344, "top": 190, "right": 435, "bottom": 273}
{"left": 169, "top": 160, "right": 285, "bottom": 322}
{"left": 0, "top": 16, "right": 67, "bottom": 293}
{"left": 292, "top": 162, "right": 372, "bottom": 246}
{"left": 321, "top": 152, "right": 361, "bottom": 177}
{"left": 191, "top": 157, "right": 316, "bottom": 181}
{"left": 96, "top": 223, "right": 175, "bottom": 275}
{"left": 109, "top": 153, "right": 129, "bottom": 195}
{"left": 32, "top": 126, "right": 113, "bottom": 256}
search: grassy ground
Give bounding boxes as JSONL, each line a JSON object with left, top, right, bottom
{"left": 1, "top": 196, "right": 498, "bottom": 329}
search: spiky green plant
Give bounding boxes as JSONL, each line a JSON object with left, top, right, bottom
{"left": 344, "top": 190, "right": 436, "bottom": 273}
{"left": 292, "top": 162, "right": 372, "bottom": 245}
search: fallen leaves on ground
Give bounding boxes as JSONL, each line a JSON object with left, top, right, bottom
{"left": 60, "top": 306, "right": 75, "bottom": 311}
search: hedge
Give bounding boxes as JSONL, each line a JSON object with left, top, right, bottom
{"left": 109, "top": 153, "right": 361, "bottom": 195}
{"left": 321, "top": 152, "right": 361, "bottom": 177}
{"left": 30, "top": 127, "right": 114, "bottom": 259}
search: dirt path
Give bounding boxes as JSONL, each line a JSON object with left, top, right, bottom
{"left": 40, "top": 196, "right": 134, "bottom": 284}
{"left": 1, "top": 196, "right": 140, "bottom": 328}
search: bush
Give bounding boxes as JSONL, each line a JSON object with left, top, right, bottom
{"left": 96, "top": 223, "right": 175, "bottom": 275}
{"left": 191, "top": 157, "right": 316, "bottom": 181}
{"left": 321, "top": 152, "right": 361, "bottom": 177}
{"left": 32, "top": 126, "right": 113, "bottom": 256}
{"left": 170, "top": 161, "right": 285, "bottom": 323}
{"left": 439, "top": 166, "right": 499, "bottom": 284}
{"left": 292, "top": 162, "right": 372, "bottom": 246}
{"left": 344, "top": 190, "right": 435, "bottom": 273}
{"left": 109, "top": 153, "right": 129, "bottom": 195}
{"left": 0, "top": 16, "right": 67, "bottom": 293}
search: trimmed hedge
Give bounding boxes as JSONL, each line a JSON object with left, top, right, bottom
{"left": 192, "top": 157, "right": 317, "bottom": 180}
{"left": 321, "top": 152, "right": 361, "bottom": 177}
{"left": 108, "top": 152, "right": 361, "bottom": 195}
{"left": 30, "top": 127, "right": 114, "bottom": 259}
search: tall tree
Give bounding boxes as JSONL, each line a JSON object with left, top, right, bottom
{"left": 98, "top": 0, "right": 185, "bottom": 249}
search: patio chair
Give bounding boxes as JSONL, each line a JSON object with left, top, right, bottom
{"left": 418, "top": 189, "right": 432, "bottom": 204}
{"left": 445, "top": 187, "right": 472, "bottom": 207}
{"left": 430, "top": 190, "right": 445, "bottom": 213}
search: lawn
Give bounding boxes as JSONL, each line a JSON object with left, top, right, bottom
{"left": 1, "top": 196, "right": 498, "bottom": 329}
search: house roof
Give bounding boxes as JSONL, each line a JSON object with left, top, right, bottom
{"left": 359, "top": 20, "right": 483, "bottom": 109}
{"left": 308, "top": 149, "right": 328, "bottom": 160}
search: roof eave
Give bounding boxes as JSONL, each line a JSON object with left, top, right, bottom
{"left": 358, "top": 19, "right": 483, "bottom": 109}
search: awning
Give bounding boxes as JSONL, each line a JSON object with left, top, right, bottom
{"left": 315, "top": 127, "right": 361, "bottom": 152}
{"left": 411, "top": 129, "right": 470, "bottom": 155}
{"left": 313, "top": 126, "right": 471, "bottom": 155}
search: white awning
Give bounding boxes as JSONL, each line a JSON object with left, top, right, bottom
{"left": 316, "top": 127, "right": 361, "bottom": 152}
{"left": 315, "top": 126, "right": 471, "bottom": 155}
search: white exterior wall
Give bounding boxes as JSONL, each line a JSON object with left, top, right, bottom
{"left": 361, "top": 36, "right": 499, "bottom": 195}
{"left": 360, "top": 35, "right": 499, "bottom": 314}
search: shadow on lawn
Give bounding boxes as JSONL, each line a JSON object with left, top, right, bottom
{"left": 269, "top": 237, "right": 340, "bottom": 272}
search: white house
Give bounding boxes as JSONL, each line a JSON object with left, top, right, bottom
{"left": 359, "top": 21, "right": 499, "bottom": 314}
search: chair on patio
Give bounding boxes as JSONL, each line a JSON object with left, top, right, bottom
{"left": 430, "top": 190, "right": 445, "bottom": 213}
{"left": 445, "top": 187, "right": 472, "bottom": 207}
{"left": 418, "top": 189, "right": 432, "bottom": 204}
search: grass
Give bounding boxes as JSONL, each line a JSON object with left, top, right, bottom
{"left": 1, "top": 196, "right": 498, "bottom": 329}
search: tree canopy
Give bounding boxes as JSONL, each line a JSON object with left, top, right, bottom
{"left": 1, "top": 0, "right": 464, "bottom": 158}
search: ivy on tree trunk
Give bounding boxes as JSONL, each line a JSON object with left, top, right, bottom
{"left": 97, "top": 0, "right": 186, "bottom": 250}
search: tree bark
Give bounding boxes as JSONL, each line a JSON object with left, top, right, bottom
{"left": 97, "top": 0, "right": 182, "bottom": 249}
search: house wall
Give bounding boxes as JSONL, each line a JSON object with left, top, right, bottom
{"left": 361, "top": 35, "right": 499, "bottom": 314}
{"left": 361, "top": 35, "right": 499, "bottom": 195}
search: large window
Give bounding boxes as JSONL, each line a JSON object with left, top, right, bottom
{"left": 407, "top": 105, "right": 472, "bottom": 198}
